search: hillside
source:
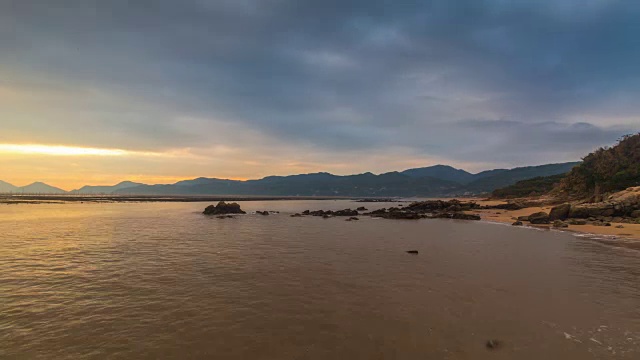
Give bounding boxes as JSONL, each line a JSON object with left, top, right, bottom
{"left": 19, "top": 182, "right": 66, "bottom": 194}
{"left": 401, "top": 165, "right": 475, "bottom": 184}
{"left": 491, "top": 174, "right": 565, "bottom": 199}
{"left": 462, "top": 162, "right": 580, "bottom": 194}
{"left": 72, "top": 181, "right": 144, "bottom": 194}
{"left": 555, "top": 133, "right": 640, "bottom": 200}
{"left": 0, "top": 180, "right": 18, "bottom": 193}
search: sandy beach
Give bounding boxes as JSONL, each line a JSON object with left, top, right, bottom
{"left": 469, "top": 199, "right": 640, "bottom": 243}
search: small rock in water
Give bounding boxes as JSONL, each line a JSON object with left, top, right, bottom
{"left": 512, "top": 221, "right": 523, "bottom": 226}
{"left": 345, "top": 217, "right": 359, "bottom": 221}
{"left": 256, "top": 211, "right": 270, "bottom": 216}
{"left": 485, "top": 340, "right": 502, "bottom": 350}
{"left": 356, "top": 206, "right": 367, "bottom": 211}
{"left": 406, "top": 250, "right": 419, "bottom": 254}
{"left": 290, "top": 213, "right": 303, "bottom": 217}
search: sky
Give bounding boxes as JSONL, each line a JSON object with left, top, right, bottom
{"left": 1, "top": 0, "right": 639, "bottom": 190}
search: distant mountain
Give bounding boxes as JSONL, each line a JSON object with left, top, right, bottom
{"left": 463, "top": 162, "right": 581, "bottom": 194}
{"left": 0, "top": 180, "right": 18, "bottom": 193}
{"left": 401, "top": 165, "right": 475, "bottom": 184}
{"left": 18, "top": 182, "right": 66, "bottom": 194}
{"left": 117, "top": 172, "right": 462, "bottom": 197}
{"left": 0, "top": 161, "right": 582, "bottom": 197}
{"left": 72, "top": 181, "right": 144, "bottom": 194}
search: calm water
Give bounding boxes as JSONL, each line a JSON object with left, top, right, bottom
{"left": 1, "top": 200, "right": 639, "bottom": 359}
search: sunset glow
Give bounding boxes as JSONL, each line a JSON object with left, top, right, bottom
{"left": 0, "top": 144, "right": 128, "bottom": 157}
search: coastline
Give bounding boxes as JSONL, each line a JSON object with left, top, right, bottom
{"left": 468, "top": 199, "right": 640, "bottom": 243}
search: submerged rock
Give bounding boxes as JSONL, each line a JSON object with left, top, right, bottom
{"left": 406, "top": 250, "right": 419, "bottom": 254}
{"left": 345, "top": 217, "right": 359, "bottom": 221}
{"left": 204, "top": 201, "right": 246, "bottom": 215}
{"left": 256, "top": 211, "right": 270, "bottom": 216}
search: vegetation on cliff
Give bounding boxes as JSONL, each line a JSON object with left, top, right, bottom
{"left": 555, "top": 133, "right": 640, "bottom": 200}
{"left": 492, "top": 174, "right": 565, "bottom": 199}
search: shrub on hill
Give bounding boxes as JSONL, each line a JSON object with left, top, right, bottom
{"left": 556, "top": 133, "right": 640, "bottom": 200}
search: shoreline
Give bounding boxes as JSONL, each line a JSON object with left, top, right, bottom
{"left": 3, "top": 194, "right": 639, "bottom": 243}
{"left": 468, "top": 199, "right": 640, "bottom": 243}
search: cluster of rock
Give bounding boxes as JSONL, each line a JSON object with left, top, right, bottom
{"left": 203, "top": 201, "right": 246, "bottom": 215}
{"left": 512, "top": 191, "right": 640, "bottom": 227}
{"left": 286, "top": 200, "right": 483, "bottom": 221}
{"left": 365, "top": 200, "right": 481, "bottom": 220}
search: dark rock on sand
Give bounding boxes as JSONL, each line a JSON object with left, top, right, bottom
{"left": 204, "top": 201, "right": 246, "bottom": 215}
{"left": 553, "top": 220, "right": 569, "bottom": 228}
{"left": 549, "top": 203, "right": 571, "bottom": 221}
{"left": 406, "top": 250, "right": 419, "bottom": 254}
{"left": 528, "top": 212, "right": 550, "bottom": 224}
{"left": 512, "top": 221, "right": 523, "bottom": 226}
{"left": 568, "top": 219, "right": 587, "bottom": 225}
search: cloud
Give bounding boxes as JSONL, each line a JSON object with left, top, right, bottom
{"left": 0, "top": 0, "right": 638, "bottom": 183}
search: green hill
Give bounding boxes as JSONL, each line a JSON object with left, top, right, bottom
{"left": 492, "top": 174, "right": 566, "bottom": 199}
{"left": 556, "top": 133, "right": 640, "bottom": 200}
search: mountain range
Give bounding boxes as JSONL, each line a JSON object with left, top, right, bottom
{"left": 0, "top": 162, "right": 580, "bottom": 197}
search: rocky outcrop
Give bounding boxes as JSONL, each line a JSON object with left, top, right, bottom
{"left": 203, "top": 201, "right": 246, "bottom": 215}
{"left": 553, "top": 220, "right": 569, "bottom": 228}
{"left": 528, "top": 212, "right": 550, "bottom": 224}
{"left": 549, "top": 203, "right": 571, "bottom": 221}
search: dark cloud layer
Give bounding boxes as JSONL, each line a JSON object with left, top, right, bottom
{"left": 1, "top": 0, "right": 638, "bottom": 170}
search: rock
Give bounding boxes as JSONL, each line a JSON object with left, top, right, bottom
{"left": 203, "top": 201, "right": 246, "bottom": 215}
{"left": 356, "top": 206, "right": 367, "bottom": 211}
{"left": 568, "top": 219, "right": 587, "bottom": 225}
{"left": 549, "top": 203, "right": 571, "bottom": 221}
{"left": 406, "top": 250, "right": 419, "bottom": 254}
{"left": 486, "top": 340, "right": 502, "bottom": 350}
{"left": 334, "top": 209, "right": 359, "bottom": 217}
{"left": 605, "top": 222, "right": 612, "bottom": 227}
{"left": 517, "top": 216, "right": 530, "bottom": 221}
{"left": 322, "top": 214, "right": 332, "bottom": 219}
{"left": 451, "top": 213, "right": 481, "bottom": 221}
{"left": 553, "top": 220, "right": 569, "bottom": 228}
{"left": 616, "top": 225, "right": 624, "bottom": 228}
{"left": 512, "top": 221, "right": 523, "bottom": 226}
{"left": 302, "top": 210, "right": 310, "bottom": 215}
{"left": 216, "top": 215, "right": 234, "bottom": 219}
{"left": 290, "top": 213, "right": 303, "bottom": 217}
{"left": 256, "top": 211, "right": 270, "bottom": 216}
{"left": 345, "top": 217, "right": 359, "bottom": 221}
{"left": 528, "top": 212, "right": 550, "bottom": 224}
